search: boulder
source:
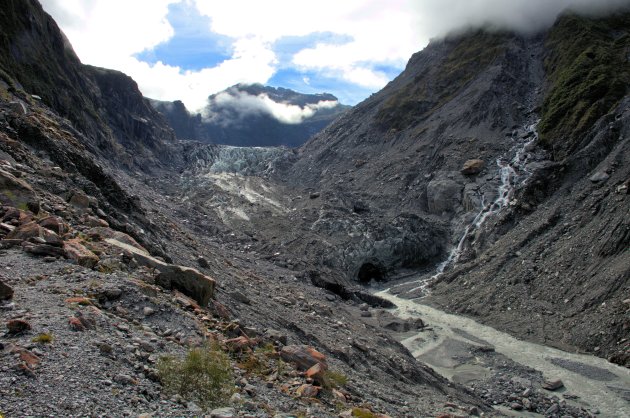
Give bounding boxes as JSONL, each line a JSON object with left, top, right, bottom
{"left": 68, "top": 191, "right": 90, "bottom": 209}
{"left": 22, "top": 243, "right": 65, "bottom": 258}
{"left": 37, "top": 216, "right": 68, "bottom": 235}
{"left": 0, "top": 169, "right": 39, "bottom": 213}
{"left": 63, "top": 238, "right": 99, "bottom": 268}
{"left": 106, "top": 238, "right": 216, "bottom": 306}
{"left": 280, "top": 345, "right": 327, "bottom": 371}
{"left": 5, "top": 222, "right": 42, "bottom": 241}
{"left": 155, "top": 265, "right": 215, "bottom": 306}
{"left": 296, "top": 383, "right": 319, "bottom": 398}
{"left": 427, "top": 178, "right": 462, "bottom": 214}
{"left": 589, "top": 171, "right": 610, "bottom": 183}
{"left": 0, "top": 279, "right": 13, "bottom": 300}
{"left": 461, "top": 159, "right": 485, "bottom": 175}
{"left": 209, "top": 408, "right": 235, "bottom": 418}
{"left": 542, "top": 379, "right": 564, "bottom": 391}
{"left": 100, "top": 232, "right": 148, "bottom": 254}
{"left": 380, "top": 317, "right": 424, "bottom": 332}
{"left": 7, "top": 319, "right": 31, "bottom": 333}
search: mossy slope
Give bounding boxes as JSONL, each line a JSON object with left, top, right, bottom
{"left": 375, "top": 31, "right": 507, "bottom": 131}
{"left": 539, "top": 12, "right": 630, "bottom": 158}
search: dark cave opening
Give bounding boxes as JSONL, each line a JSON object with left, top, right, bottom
{"left": 357, "top": 262, "right": 386, "bottom": 284}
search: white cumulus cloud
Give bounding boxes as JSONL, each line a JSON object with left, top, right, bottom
{"left": 205, "top": 89, "right": 339, "bottom": 125}
{"left": 40, "top": 0, "right": 630, "bottom": 113}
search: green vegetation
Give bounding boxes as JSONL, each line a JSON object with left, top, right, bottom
{"left": 157, "top": 343, "right": 234, "bottom": 411}
{"left": 376, "top": 31, "right": 507, "bottom": 130}
{"left": 31, "top": 333, "right": 53, "bottom": 344}
{"left": 321, "top": 370, "right": 348, "bottom": 389}
{"left": 539, "top": 12, "right": 630, "bottom": 158}
{"left": 236, "top": 343, "right": 276, "bottom": 376}
{"left": 351, "top": 407, "right": 379, "bottom": 418}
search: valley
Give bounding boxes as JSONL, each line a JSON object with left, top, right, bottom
{"left": 0, "top": 1, "right": 628, "bottom": 417}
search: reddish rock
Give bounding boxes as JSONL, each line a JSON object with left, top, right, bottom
{"left": 68, "top": 317, "right": 85, "bottom": 331}
{"left": 6, "top": 222, "right": 44, "bottom": 241}
{"left": 16, "top": 363, "right": 36, "bottom": 377}
{"left": 7, "top": 319, "right": 31, "bottom": 333}
{"left": 225, "top": 336, "right": 254, "bottom": 352}
{"left": 63, "top": 238, "right": 99, "bottom": 268}
{"left": 332, "top": 388, "right": 347, "bottom": 403}
{"left": 19, "top": 350, "right": 41, "bottom": 368}
{"left": 6, "top": 319, "right": 32, "bottom": 334}
{"left": 65, "top": 297, "right": 92, "bottom": 305}
{"left": 280, "top": 345, "right": 328, "bottom": 371}
{"left": 296, "top": 383, "right": 319, "bottom": 398}
{"left": 461, "top": 159, "right": 485, "bottom": 175}
{"left": 38, "top": 216, "right": 68, "bottom": 235}
{"left": 0, "top": 279, "right": 13, "bottom": 300}
{"left": 305, "top": 362, "right": 325, "bottom": 381}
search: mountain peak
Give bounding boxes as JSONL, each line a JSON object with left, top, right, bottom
{"left": 151, "top": 84, "right": 349, "bottom": 147}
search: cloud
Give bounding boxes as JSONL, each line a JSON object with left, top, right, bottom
{"left": 203, "top": 89, "right": 339, "bottom": 125}
{"left": 40, "top": 0, "right": 630, "bottom": 113}
{"left": 411, "top": 0, "right": 630, "bottom": 37}
{"left": 194, "top": 0, "right": 417, "bottom": 90}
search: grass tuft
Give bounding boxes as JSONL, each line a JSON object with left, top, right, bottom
{"left": 31, "top": 333, "right": 53, "bottom": 344}
{"left": 157, "top": 343, "right": 234, "bottom": 411}
{"left": 321, "top": 370, "right": 348, "bottom": 389}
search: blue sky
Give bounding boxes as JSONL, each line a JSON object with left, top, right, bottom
{"left": 40, "top": 0, "right": 421, "bottom": 111}
{"left": 40, "top": 0, "right": 630, "bottom": 113}
{"left": 133, "top": 1, "right": 402, "bottom": 106}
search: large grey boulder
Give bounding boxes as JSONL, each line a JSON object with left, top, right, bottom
{"left": 427, "top": 177, "right": 462, "bottom": 214}
{"left": 106, "top": 238, "right": 215, "bottom": 306}
{"left": 155, "top": 265, "right": 215, "bottom": 307}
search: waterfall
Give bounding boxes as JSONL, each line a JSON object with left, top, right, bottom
{"left": 404, "top": 121, "right": 539, "bottom": 294}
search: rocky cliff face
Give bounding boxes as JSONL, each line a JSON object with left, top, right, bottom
{"left": 173, "top": 12, "right": 629, "bottom": 367}
{"left": 274, "top": 12, "right": 630, "bottom": 365}
{"left": 0, "top": 0, "right": 179, "bottom": 171}
{"left": 150, "top": 84, "right": 349, "bottom": 147}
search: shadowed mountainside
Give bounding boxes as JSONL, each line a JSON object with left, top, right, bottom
{"left": 150, "top": 84, "right": 349, "bottom": 147}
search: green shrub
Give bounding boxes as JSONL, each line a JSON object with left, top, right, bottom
{"left": 32, "top": 333, "right": 53, "bottom": 344}
{"left": 157, "top": 343, "right": 234, "bottom": 410}
{"left": 322, "top": 370, "right": 348, "bottom": 389}
{"left": 352, "top": 407, "right": 379, "bottom": 418}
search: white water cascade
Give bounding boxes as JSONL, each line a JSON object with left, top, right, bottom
{"left": 404, "top": 121, "right": 539, "bottom": 294}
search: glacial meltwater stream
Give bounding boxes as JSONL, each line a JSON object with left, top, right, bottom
{"left": 377, "top": 122, "right": 630, "bottom": 417}
{"left": 375, "top": 292, "right": 630, "bottom": 417}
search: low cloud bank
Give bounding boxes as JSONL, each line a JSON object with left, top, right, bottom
{"left": 203, "top": 89, "right": 339, "bottom": 125}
